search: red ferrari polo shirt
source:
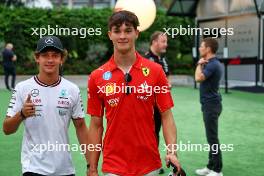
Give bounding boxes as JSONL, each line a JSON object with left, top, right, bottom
{"left": 87, "top": 52, "right": 174, "bottom": 175}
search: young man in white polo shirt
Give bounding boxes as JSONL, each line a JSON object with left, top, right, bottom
{"left": 3, "top": 36, "right": 89, "bottom": 176}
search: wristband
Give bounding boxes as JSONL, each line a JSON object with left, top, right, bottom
{"left": 87, "top": 164, "right": 90, "bottom": 170}
{"left": 20, "top": 110, "right": 26, "bottom": 120}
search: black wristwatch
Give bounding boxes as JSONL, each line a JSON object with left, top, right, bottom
{"left": 87, "top": 164, "right": 90, "bottom": 170}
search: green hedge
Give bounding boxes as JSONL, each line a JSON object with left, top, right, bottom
{"left": 0, "top": 6, "right": 194, "bottom": 75}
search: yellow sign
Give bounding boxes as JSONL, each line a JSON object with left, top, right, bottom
{"left": 142, "top": 67, "right": 150, "bottom": 76}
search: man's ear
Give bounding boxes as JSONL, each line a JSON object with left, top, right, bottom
{"left": 61, "top": 49, "right": 68, "bottom": 64}
{"left": 61, "top": 57, "right": 65, "bottom": 64}
{"left": 108, "top": 31, "right": 112, "bottom": 41}
{"left": 206, "top": 47, "right": 210, "bottom": 54}
{"left": 135, "top": 29, "right": 139, "bottom": 39}
{"left": 34, "top": 54, "right": 39, "bottom": 64}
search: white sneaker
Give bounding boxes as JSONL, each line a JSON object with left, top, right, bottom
{"left": 195, "top": 167, "right": 211, "bottom": 175}
{"left": 206, "top": 171, "right": 223, "bottom": 176}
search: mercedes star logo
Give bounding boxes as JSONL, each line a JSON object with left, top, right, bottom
{"left": 31, "top": 89, "right": 39, "bottom": 97}
{"left": 45, "top": 37, "right": 54, "bottom": 44}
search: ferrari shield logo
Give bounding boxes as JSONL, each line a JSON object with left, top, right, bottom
{"left": 142, "top": 67, "right": 150, "bottom": 76}
{"left": 105, "top": 83, "right": 115, "bottom": 96}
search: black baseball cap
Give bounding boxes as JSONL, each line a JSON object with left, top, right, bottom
{"left": 36, "top": 36, "right": 64, "bottom": 53}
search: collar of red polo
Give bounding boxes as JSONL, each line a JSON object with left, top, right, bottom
{"left": 107, "top": 52, "right": 143, "bottom": 71}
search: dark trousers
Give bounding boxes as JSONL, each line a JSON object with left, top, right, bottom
{"left": 4, "top": 66, "right": 16, "bottom": 90}
{"left": 154, "top": 106, "right": 162, "bottom": 145}
{"left": 23, "top": 172, "right": 75, "bottom": 176}
{"left": 202, "top": 101, "right": 223, "bottom": 173}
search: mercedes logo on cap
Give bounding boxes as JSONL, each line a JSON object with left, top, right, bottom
{"left": 45, "top": 37, "right": 54, "bottom": 44}
{"left": 36, "top": 36, "right": 63, "bottom": 53}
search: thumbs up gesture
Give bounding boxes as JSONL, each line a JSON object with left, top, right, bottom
{"left": 21, "top": 94, "right": 35, "bottom": 118}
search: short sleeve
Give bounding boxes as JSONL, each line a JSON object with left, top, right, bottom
{"left": 87, "top": 74, "right": 104, "bottom": 117}
{"left": 155, "top": 67, "right": 174, "bottom": 113}
{"left": 203, "top": 62, "right": 216, "bottom": 79}
{"left": 71, "top": 87, "right": 85, "bottom": 119}
{"left": 6, "top": 85, "right": 23, "bottom": 117}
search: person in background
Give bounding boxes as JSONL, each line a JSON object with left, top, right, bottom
{"left": 145, "top": 31, "right": 170, "bottom": 174}
{"left": 2, "top": 43, "right": 17, "bottom": 91}
{"left": 195, "top": 37, "right": 223, "bottom": 176}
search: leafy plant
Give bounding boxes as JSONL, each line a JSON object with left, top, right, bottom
{"left": 0, "top": 6, "right": 194, "bottom": 75}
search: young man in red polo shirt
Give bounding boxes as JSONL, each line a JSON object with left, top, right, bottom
{"left": 87, "top": 10, "right": 180, "bottom": 176}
